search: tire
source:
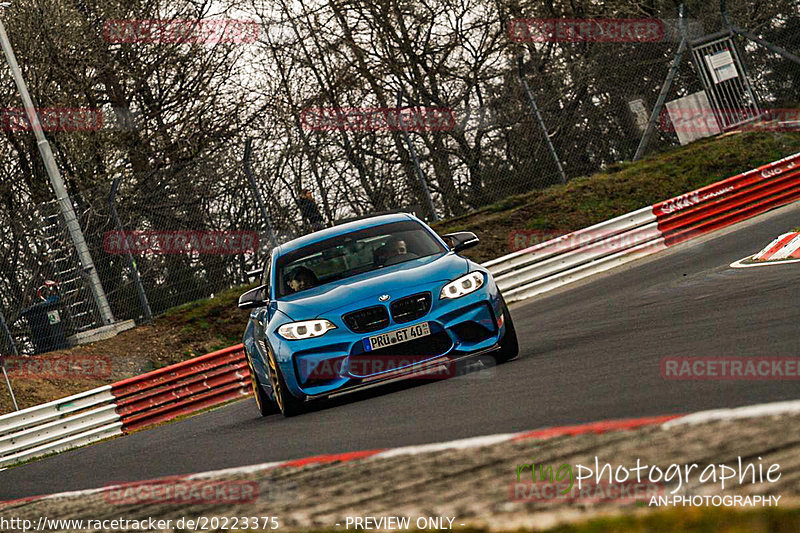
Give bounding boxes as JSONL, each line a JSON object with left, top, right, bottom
{"left": 265, "top": 345, "right": 307, "bottom": 417}
{"left": 495, "top": 296, "right": 519, "bottom": 363}
{"left": 247, "top": 356, "right": 278, "bottom": 417}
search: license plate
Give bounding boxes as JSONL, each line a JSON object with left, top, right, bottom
{"left": 364, "top": 322, "right": 431, "bottom": 351}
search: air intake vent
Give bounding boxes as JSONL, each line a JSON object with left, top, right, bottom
{"left": 343, "top": 305, "right": 390, "bottom": 333}
{"left": 390, "top": 292, "right": 432, "bottom": 324}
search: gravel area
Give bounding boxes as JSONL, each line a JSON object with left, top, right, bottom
{"left": 2, "top": 413, "right": 800, "bottom": 532}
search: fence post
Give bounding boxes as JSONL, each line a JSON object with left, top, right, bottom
{"left": 108, "top": 179, "right": 153, "bottom": 323}
{"left": 243, "top": 138, "right": 278, "bottom": 247}
{"left": 396, "top": 88, "right": 438, "bottom": 222}
{"left": 634, "top": 4, "right": 687, "bottom": 161}
{"left": 0, "top": 307, "right": 18, "bottom": 410}
{"left": 517, "top": 56, "right": 567, "bottom": 184}
{"left": 1, "top": 355, "right": 18, "bottom": 411}
{"left": 0, "top": 17, "right": 115, "bottom": 325}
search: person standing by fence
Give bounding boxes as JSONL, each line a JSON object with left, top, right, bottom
{"left": 297, "top": 188, "right": 325, "bottom": 232}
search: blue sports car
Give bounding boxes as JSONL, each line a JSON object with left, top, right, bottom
{"left": 238, "top": 213, "right": 518, "bottom": 416}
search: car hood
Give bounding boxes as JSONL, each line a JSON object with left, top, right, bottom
{"left": 276, "top": 253, "right": 469, "bottom": 320}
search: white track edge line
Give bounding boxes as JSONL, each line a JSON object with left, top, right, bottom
{"left": 662, "top": 399, "right": 800, "bottom": 429}
{"left": 730, "top": 255, "right": 800, "bottom": 268}
{"left": 373, "top": 433, "right": 520, "bottom": 459}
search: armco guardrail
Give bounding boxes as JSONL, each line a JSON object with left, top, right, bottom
{"left": 488, "top": 151, "right": 800, "bottom": 303}
{"left": 0, "top": 346, "right": 249, "bottom": 466}
{"left": 1, "top": 152, "right": 798, "bottom": 466}
{"left": 111, "top": 345, "right": 249, "bottom": 432}
{"left": 0, "top": 386, "right": 122, "bottom": 467}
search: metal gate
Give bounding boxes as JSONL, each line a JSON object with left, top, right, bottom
{"left": 689, "top": 31, "right": 762, "bottom": 130}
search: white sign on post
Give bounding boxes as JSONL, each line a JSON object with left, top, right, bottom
{"left": 47, "top": 310, "right": 61, "bottom": 325}
{"left": 704, "top": 50, "right": 738, "bottom": 84}
{"left": 628, "top": 99, "right": 649, "bottom": 131}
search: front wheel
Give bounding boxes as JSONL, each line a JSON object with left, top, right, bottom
{"left": 495, "top": 297, "right": 519, "bottom": 363}
{"left": 248, "top": 356, "right": 278, "bottom": 417}
{"left": 266, "top": 346, "right": 308, "bottom": 417}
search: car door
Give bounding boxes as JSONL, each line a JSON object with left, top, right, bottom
{"left": 244, "top": 255, "right": 273, "bottom": 381}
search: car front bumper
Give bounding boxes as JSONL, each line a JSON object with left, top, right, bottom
{"left": 272, "top": 280, "right": 506, "bottom": 399}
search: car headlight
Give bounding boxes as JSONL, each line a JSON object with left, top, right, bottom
{"left": 277, "top": 319, "right": 337, "bottom": 340}
{"left": 440, "top": 272, "right": 485, "bottom": 299}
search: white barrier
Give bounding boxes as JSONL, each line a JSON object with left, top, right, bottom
{"left": 484, "top": 206, "right": 664, "bottom": 302}
{"left": 0, "top": 386, "right": 121, "bottom": 467}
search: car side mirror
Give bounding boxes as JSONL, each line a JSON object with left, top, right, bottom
{"left": 238, "top": 285, "right": 268, "bottom": 309}
{"left": 443, "top": 231, "right": 480, "bottom": 253}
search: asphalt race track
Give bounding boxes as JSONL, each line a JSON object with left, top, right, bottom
{"left": 3, "top": 203, "right": 799, "bottom": 500}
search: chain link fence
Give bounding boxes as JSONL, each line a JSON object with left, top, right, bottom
{"left": 0, "top": 1, "right": 798, "bottom": 355}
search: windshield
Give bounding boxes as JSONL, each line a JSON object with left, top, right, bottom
{"left": 275, "top": 220, "right": 446, "bottom": 298}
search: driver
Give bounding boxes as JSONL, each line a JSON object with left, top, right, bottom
{"left": 286, "top": 266, "right": 318, "bottom": 293}
{"left": 381, "top": 237, "right": 418, "bottom": 266}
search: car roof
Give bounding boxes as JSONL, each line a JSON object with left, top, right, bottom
{"left": 275, "top": 212, "right": 419, "bottom": 256}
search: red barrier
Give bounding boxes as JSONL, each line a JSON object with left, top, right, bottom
{"left": 654, "top": 152, "right": 800, "bottom": 245}
{"left": 111, "top": 344, "right": 251, "bottom": 432}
